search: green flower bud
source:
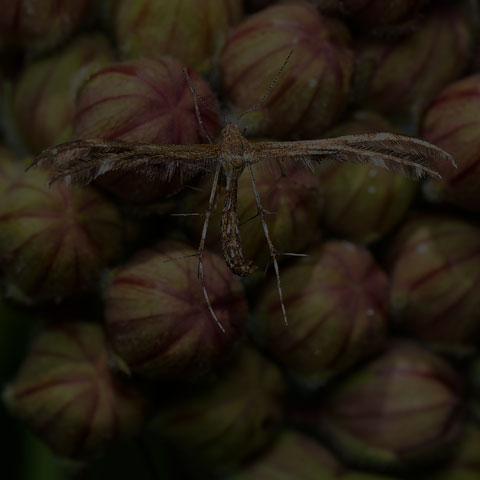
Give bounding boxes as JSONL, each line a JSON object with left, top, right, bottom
{"left": 0, "top": 0, "right": 91, "bottom": 53}
{"left": 387, "top": 215, "right": 480, "bottom": 350}
{"left": 421, "top": 74, "right": 480, "bottom": 212}
{"left": 114, "top": 0, "right": 243, "bottom": 71}
{"left": 318, "top": 112, "right": 417, "bottom": 244}
{"left": 73, "top": 57, "right": 221, "bottom": 204}
{"left": 11, "top": 33, "right": 114, "bottom": 154}
{"left": 4, "top": 321, "right": 146, "bottom": 459}
{"left": 229, "top": 430, "right": 343, "bottom": 480}
{"left": 319, "top": 341, "right": 464, "bottom": 469}
{"left": 354, "top": 3, "right": 472, "bottom": 123}
{"left": 253, "top": 241, "right": 389, "bottom": 387}
{"left": 0, "top": 167, "right": 125, "bottom": 304}
{"left": 150, "top": 346, "right": 285, "bottom": 471}
{"left": 220, "top": 1, "right": 354, "bottom": 139}
{"left": 104, "top": 242, "right": 247, "bottom": 380}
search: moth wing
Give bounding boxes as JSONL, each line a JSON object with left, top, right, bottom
{"left": 252, "top": 133, "right": 455, "bottom": 180}
{"left": 30, "top": 139, "right": 220, "bottom": 186}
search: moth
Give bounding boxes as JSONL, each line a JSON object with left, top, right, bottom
{"left": 29, "top": 60, "right": 455, "bottom": 332}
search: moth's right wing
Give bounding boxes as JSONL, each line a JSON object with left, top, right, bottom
{"left": 30, "top": 139, "right": 221, "bottom": 186}
{"left": 252, "top": 133, "right": 455, "bottom": 180}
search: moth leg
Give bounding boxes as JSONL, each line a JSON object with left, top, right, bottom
{"left": 239, "top": 209, "right": 278, "bottom": 227}
{"left": 245, "top": 161, "right": 288, "bottom": 326}
{"left": 197, "top": 162, "right": 225, "bottom": 333}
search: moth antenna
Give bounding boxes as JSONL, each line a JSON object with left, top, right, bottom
{"left": 182, "top": 69, "right": 218, "bottom": 115}
{"left": 238, "top": 49, "right": 293, "bottom": 121}
{"left": 197, "top": 163, "right": 225, "bottom": 333}
{"left": 183, "top": 68, "right": 214, "bottom": 144}
{"left": 245, "top": 162, "right": 288, "bottom": 326}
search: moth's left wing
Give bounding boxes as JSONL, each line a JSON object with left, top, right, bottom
{"left": 30, "top": 139, "right": 221, "bottom": 186}
{"left": 252, "top": 133, "right": 455, "bottom": 180}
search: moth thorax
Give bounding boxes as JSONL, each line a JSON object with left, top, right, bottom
{"left": 220, "top": 124, "right": 253, "bottom": 167}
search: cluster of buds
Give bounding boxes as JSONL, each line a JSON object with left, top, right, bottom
{"left": 4, "top": 321, "right": 146, "bottom": 459}
{"left": 387, "top": 215, "right": 480, "bottom": 350}
{"left": 73, "top": 56, "right": 221, "bottom": 204}
{"left": 149, "top": 346, "right": 285, "bottom": 471}
{"left": 220, "top": 1, "right": 354, "bottom": 139}
{"left": 2, "top": 0, "right": 480, "bottom": 477}
{"left": 104, "top": 242, "right": 247, "bottom": 381}
{"left": 253, "top": 241, "right": 389, "bottom": 386}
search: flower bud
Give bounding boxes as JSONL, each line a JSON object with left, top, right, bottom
{"left": 421, "top": 74, "right": 480, "bottom": 212}
{"left": 387, "top": 215, "right": 480, "bottom": 350}
{"left": 230, "top": 430, "right": 343, "bottom": 479}
{"left": 0, "top": 167, "right": 125, "bottom": 304}
{"left": 114, "top": 0, "right": 243, "bottom": 71}
{"left": 353, "top": 3, "right": 472, "bottom": 123}
{"left": 181, "top": 158, "right": 321, "bottom": 268}
{"left": 318, "top": 341, "right": 464, "bottom": 469}
{"left": 11, "top": 34, "right": 114, "bottom": 154}
{"left": 4, "top": 321, "right": 146, "bottom": 459}
{"left": 220, "top": 1, "right": 354, "bottom": 139}
{"left": 73, "top": 57, "right": 221, "bottom": 204}
{"left": 339, "top": 0, "right": 429, "bottom": 28}
{"left": 0, "top": 0, "right": 91, "bottom": 53}
{"left": 253, "top": 241, "right": 389, "bottom": 387}
{"left": 318, "top": 112, "right": 417, "bottom": 244}
{"left": 104, "top": 242, "right": 247, "bottom": 381}
{"left": 150, "top": 345, "right": 285, "bottom": 471}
